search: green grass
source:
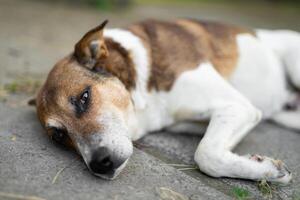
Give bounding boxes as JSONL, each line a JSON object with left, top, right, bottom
{"left": 257, "top": 180, "right": 277, "bottom": 199}
{"left": 257, "top": 180, "right": 272, "bottom": 196}
{"left": 0, "top": 78, "right": 41, "bottom": 101}
{"left": 135, "top": 0, "right": 300, "bottom": 4}
{"left": 231, "top": 187, "right": 250, "bottom": 200}
{"left": 293, "top": 191, "right": 300, "bottom": 200}
{"left": 3, "top": 79, "right": 41, "bottom": 94}
{"left": 134, "top": 0, "right": 300, "bottom": 10}
{"left": 88, "top": 0, "right": 112, "bottom": 10}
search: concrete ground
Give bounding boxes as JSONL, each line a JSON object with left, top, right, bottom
{"left": 0, "top": 0, "right": 300, "bottom": 199}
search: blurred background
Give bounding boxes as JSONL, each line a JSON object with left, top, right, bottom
{"left": 0, "top": 0, "right": 300, "bottom": 99}
{"left": 0, "top": 1, "right": 300, "bottom": 199}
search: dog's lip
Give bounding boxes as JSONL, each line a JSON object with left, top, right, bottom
{"left": 84, "top": 162, "right": 116, "bottom": 180}
{"left": 92, "top": 171, "right": 116, "bottom": 180}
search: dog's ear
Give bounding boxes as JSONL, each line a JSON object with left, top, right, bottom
{"left": 28, "top": 98, "right": 36, "bottom": 106}
{"left": 74, "top": 20, "right": 109, "bottom": 69}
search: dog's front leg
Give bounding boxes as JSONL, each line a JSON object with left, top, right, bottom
{"left": 180, "top": 64, "right": 293, "bottom": 184}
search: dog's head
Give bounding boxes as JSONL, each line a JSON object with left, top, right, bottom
{"left": 34, "top": 20, "right": 137, "bottom": 180}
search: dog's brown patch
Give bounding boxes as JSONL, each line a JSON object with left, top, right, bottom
{"left": 129, "top": 19, "right": 204, "bottom": 91}
{"left": 128, "top": 19, "right": 255, "bottom": 91}
{"left": 188, "top": 19, "right": 255, "bottom": 77}
{"left": 93, "top": 38, "right": 136, "bottom": 90}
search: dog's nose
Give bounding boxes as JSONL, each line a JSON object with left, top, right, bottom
{"left": 89, "top": 147, "right": 114, "bottom": 174}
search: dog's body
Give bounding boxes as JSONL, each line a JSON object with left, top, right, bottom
{"left": 35, "top": 19, "right": 300, "bottom": 183}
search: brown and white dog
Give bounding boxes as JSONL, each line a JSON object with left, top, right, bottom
{"left": 33, "top": 19, "right": 300, "bottom": 183}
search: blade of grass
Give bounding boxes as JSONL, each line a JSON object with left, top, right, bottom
{"left": 0, "top": 192, "right": 46, "bottom": 200}
{"left": 52, "top": 166, "right": 66, "bottom": 184}
{"left": 161, "top": 163, "right": 194, "bottom": 167}
{"left": 178, "top": 167, "right": 199, "bottom": 171}
{"left": 51, "top": 157, "right": 81, "bottom": 184}
{"left": 158, "top": 187, "right": 188, "bottom": 200}
{"left": 257, "top": 180, "right": 273, "bottom": 199}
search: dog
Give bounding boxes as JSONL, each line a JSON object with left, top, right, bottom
{"left": 32, "top": 19, "right": 300, "bottom": 183}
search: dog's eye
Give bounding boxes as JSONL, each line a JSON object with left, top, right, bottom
{"left": 52, "top": 128, "right": 67, "bottom": 145}
{"left": 70, "top": 86, "right": 91, "bottom": 117}
{"left": 80, "top": 90, "right": 89, "bottom": 105}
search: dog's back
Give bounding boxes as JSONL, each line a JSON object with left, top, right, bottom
{"left": 127, "top": 19, "right": 254, "bottom": 91}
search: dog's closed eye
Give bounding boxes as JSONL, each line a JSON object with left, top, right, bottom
{"left": 50, "top": 128, "right": 68, "bottom": 145}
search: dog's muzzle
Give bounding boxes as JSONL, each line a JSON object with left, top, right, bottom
{"left": 75, "top": 132, "right": 133, "bottom": 180}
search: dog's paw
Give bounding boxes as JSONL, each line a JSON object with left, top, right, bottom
{"left": 267, "top": 158, "right": 292, "bottom": 184}
{"left": 248, "top": 154, "right": 292, "bottom": 184}
{"left": 249, "top": 154, "right": 264, "bottom": 162}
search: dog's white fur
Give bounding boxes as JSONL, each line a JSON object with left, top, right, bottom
{"left": 102, "top": 28, "right": 300, "bottom": 183}
{"left": 104, "top": 29, "right": 150, "bottom": 111}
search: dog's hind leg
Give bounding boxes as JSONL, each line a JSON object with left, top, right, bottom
{"left": 175, "top": 63, "right": 292, "bottom": 183}
{"left": 271, "top": 111, "right": 300, "bottom": 131}
{"left": 270, "top": 93, "right": 300, "bottom": 131}
{"left": 257, "top": 30, "right": 300, "bottom": 89}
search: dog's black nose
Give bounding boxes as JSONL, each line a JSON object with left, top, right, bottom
{"left": 89, "top": 147, "right": 114, "bottom": 174}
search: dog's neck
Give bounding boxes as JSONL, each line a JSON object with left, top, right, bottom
{"left": 103, "top": 29, "right": 150, "bottom": 110}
